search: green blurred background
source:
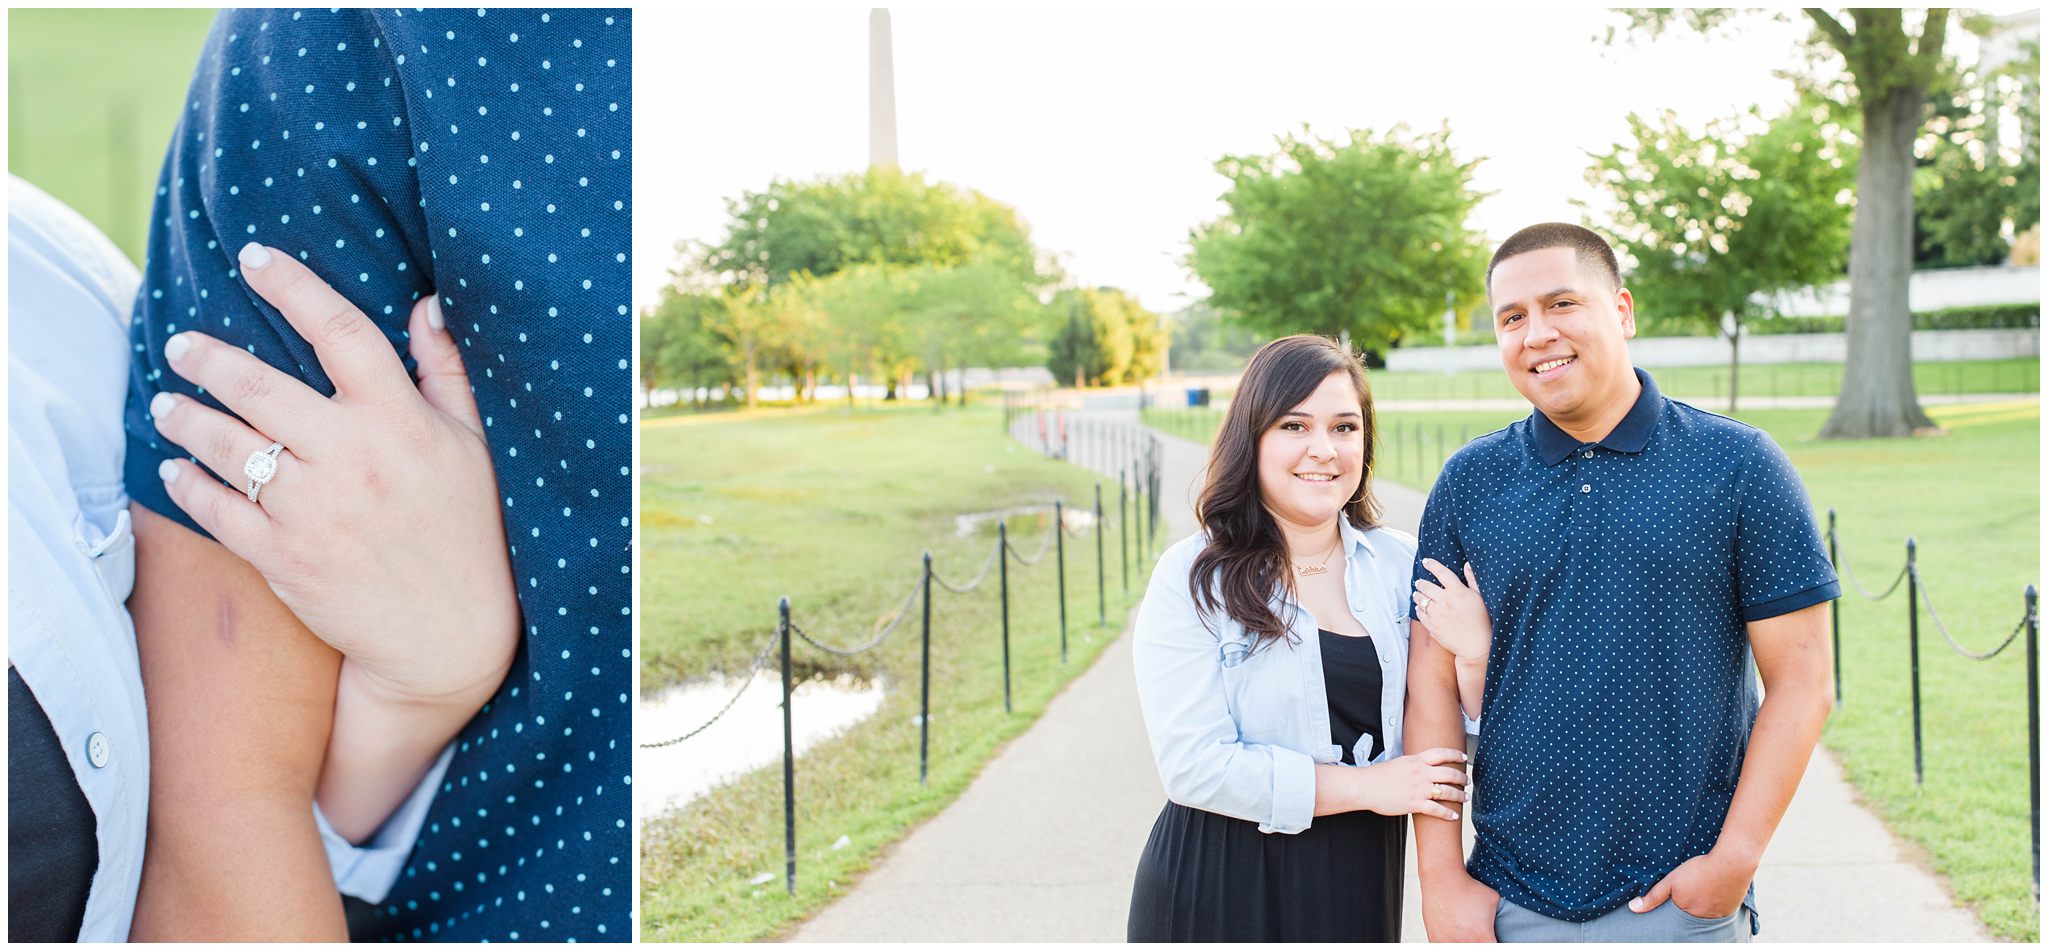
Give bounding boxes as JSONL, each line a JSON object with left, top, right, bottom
{"left": 8, "top": 8, "right": 218, "bottom": 263}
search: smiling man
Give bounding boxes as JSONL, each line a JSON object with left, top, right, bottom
{"left": 1404, "top": 222, "right": 1839, "bottom": 941}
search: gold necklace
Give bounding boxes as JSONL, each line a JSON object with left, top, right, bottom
{"left": 1293, "top": 537, "right": 1342, "bottom": 576}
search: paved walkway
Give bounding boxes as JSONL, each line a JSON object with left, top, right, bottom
{"left": 790, "top": 408, "right": 1991, "bottom": 942}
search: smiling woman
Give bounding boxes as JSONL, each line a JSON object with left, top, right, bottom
{"left": 1126, "top": 334, "right": 1479, "bottom": 942}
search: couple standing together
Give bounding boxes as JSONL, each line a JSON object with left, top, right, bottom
{"left": 1129, "top": 223, "right": 1839, "bottom": 942}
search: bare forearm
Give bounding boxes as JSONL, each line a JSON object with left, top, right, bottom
{"left": 1455, "top": 657, "right": 1486, "bottom": 723}
{"left": 317, "top": 660, "right": 487, "bottom": 843}
{"left": 128, "top": 505, "right": 348, "bottom": 940}
{"left": 1714, "top": 671, "right": 1831, "bottom": 865}
{"left": 1716, "top": 603, "right": 1834, "bottom": 866}
{"left": 1408, "top": 620, "right": 1471, "bottom": 878}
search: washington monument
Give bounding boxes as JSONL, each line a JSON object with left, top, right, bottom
{"left": 869, "top": 8, "right": 898, "bottom": 170}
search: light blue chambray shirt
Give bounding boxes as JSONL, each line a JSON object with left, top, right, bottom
{"left": 7, "top": 177, "right": 446, "bottom": 938}
{"left": 1134, "top": 516, "right": 1418, "bottom": 835}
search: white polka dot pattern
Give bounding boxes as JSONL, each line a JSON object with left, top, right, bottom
{"left": 119, "top": 8, "right": 631, "bottom": 942}
{"left": 1410, "top": 369, "right": 1838, "bottom": 924}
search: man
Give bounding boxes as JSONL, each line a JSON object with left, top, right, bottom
{"left": 121, "top": 9, "right": 631, "bottom": 941}
{"left": 1406, "top": 223, "right": 1838, "bottom": 941}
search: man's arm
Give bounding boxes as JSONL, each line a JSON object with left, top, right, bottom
{"left": 127, "top": 506, "right": 347, "bottom": 941}
{"left": 1631, "top": 602, "right": 1832, "bottom": 917}
{"left": 1408, "top": 620, "right": 1498, "bottom": 942}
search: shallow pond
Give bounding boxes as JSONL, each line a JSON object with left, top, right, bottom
{"left": 636, "top": 672, "right": 885, "bottom": 819}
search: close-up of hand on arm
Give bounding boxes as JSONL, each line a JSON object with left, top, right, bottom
{"left": 146, "top": 243, "right": 520, "bottom": 842}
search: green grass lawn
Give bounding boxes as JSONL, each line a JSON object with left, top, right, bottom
{"left": 9, "top": 9, "right": 217, "bottom": 263}
{"left": 1148, "top": 396, "right": 2042, "bottom": 940}
{"left": 639, "top": 402, "right": 1151, "bottom": 940}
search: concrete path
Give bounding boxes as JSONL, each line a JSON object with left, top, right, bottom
{"left": 790, "top": 408, "right": 1991, "bottom": 943}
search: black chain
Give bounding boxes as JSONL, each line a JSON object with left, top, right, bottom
{"left": 788, "top": 575, "right": 923, "bottom": 656}
{"left": 639, "top": 628, "right": 782, "bottom": 748}
{"left": 933, "top": 540, "right": 1001, "bottom": 593}
{"left": 1832, "top": 529, "right": 1908, "bottom": 601}
{"left": 1917, "top": 572, "right": 2033, "bottom": 661}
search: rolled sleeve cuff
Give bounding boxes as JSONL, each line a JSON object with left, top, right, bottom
{"left": 1258, "top": 744, "right": 1317, "bottom": 834}
{"left": 1742, "top": 580, "right": 1841, "bottom": 623}
{"left": 314, "top": 744, "right": 454, "bottom": 902}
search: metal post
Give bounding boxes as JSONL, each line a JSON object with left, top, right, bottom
{"left": 1828, "top": 509, "right": 1841, "bottom": 705}
{"left": 1120, "top": 468, "right": 1130, "bottom": 596}
{"left": 1095, "top": 482, "right": 1107, "bottom": 625}
{"left": 1056, "top": 501, "right": 1069, "bottom": 664}
{"left": 999, "top": 521, "right": 1012, "bottom": 714}
{"left": 919, "top": 552, "right": 932, "bottom": 785}
{"left": 1907, "top": 537, "right": 1923, "bottom": 787}
{"left": 2028, "top": 584, "right": 2039, "bottom": 899}
{"left": 779, "top": 596, "right": 795, "bottom": 895}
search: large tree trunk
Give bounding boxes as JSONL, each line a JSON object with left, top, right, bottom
{"left": 1821, "top": 85, "right": 1937, "bottom": 438}
{"left": 1726, "top": 320, "right": 1741, "bottom": 415}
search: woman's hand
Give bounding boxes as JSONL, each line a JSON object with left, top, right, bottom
{"left": 1338, "top": 747, "right": 1469, "bottom": 820}
{"left": 1415, "top": 558, "right": 1491, "bottom": 663}
{"left": 148, "top": 242, "right": 518, "bottom": 706}
{"left": 146, "top": 241, "right": 519, "bottom": 840}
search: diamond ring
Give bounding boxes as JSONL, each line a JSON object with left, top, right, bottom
{"left": 245, "top": 441, "right": 285, "bottom": 502}
{"left": 1415, "top": 595, "right": 1432, "bottom": 611}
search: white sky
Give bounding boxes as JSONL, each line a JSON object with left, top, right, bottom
{"left": 632, "top": 5, "right": 2017, "bottom": 316}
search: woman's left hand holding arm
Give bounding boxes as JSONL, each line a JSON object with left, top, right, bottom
{"left": 147, "top": 242, "right": 520, "bottom": 842}
{"left": 1414, "top": 558, "right": 1490, "bottom": 723}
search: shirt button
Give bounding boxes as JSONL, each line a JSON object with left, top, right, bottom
{"left": 86, "top": 732, "right": 110, "bottom": 768}
{"left": 1582, "top": 450, "right": 1594, "bottom": 459}
{"left": 1581, "top": 484, "right": 1592, "bottom": 494}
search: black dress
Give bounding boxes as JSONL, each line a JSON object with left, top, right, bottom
{"left": 1127, "top": 631, "right": 1406, "bottom": 942}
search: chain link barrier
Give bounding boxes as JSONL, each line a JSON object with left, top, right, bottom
{"left": 791, "top": 574, "right": 925, "bottom": 656}
{"left": 640, "top": 627, "right": 781, "bottom": 748}
{"left": 1917, "top": 570, "right": 2033, "bottom": 661}
{"left": 1830, "top": 526, "right": 1909, "bottom": 600}
{"left": 1005, "top": 517, "right": 1058, "bottom": 566}
{"left": 932, "top": 540, "right": 1001, "bottom": 594}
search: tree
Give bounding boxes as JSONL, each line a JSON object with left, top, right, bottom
{"left": 1186, "top": 125, "right": 1489, "bottom": 355}
{"left": 1046, "top": 287, "right": 1167, "bottom": 387}
{"left": 1913, "top": 38, "right": 2040, "bottom": 266}
{"left": 702, "top": 166, "right": 1042, "bottom": 291}
{"left": 1587, "top": 98, "right": 1857, "bottom": 411}
{"left": 1621, "top": 9, "right": 1954, "bottom": 438}
{"left": 641, "top": 289, "right": 737, "bottom": 408}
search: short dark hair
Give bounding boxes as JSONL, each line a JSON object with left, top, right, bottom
{"left": 1487, "top": 222, "right": 1622, "bottom": 294}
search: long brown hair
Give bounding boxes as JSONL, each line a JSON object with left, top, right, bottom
{"left": 1189, "top": 335, "right": 1380, "bottom": 649}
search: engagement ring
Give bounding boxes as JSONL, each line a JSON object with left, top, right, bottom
{"left": 245, "top": 441, "right": 285, "bottom": 502}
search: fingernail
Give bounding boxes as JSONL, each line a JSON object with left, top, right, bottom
{"left": 1449, "top": 811, "right": 1459, "bottom": 820}
{"left": 149, "top": 392, "right": 176, "bottom": 421}
{"left": 158, "top": 459, "right": 180, "bottom": 484}
{"left": 164, "top": 333, "right": 193, "bottom": 362}
{"left": 427, "top": 295, "right": 446, "bottom": 331}
{"left": 238, "top": 242, "right": 272, "bottom": 271}
{"left": 1630, "top": 898, "right": 1644, "bottom": 912}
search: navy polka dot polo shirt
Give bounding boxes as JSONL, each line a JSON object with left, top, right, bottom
{"left": 1412, "top": 368, "right": 1838, "bottom": 928}
{"left": 121, "top": 9, "right": 631, "bottom": 942}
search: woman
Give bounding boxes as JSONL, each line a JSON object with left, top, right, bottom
{"left": 1127, "top": 334, "right": 1485, "bottom": 942}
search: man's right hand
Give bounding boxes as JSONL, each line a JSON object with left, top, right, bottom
{"left": 1421, "top": 868, "right": 1501, "bottom": 942}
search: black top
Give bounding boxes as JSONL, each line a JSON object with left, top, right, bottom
{"left": 1318, "top": 629, "right": 1384, "bottom": 764}
{"left": 8, "top": 666, "right": 95, "bottom": 942}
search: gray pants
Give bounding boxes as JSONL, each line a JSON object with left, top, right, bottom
{"left": 1496, "top": 896, "right": 1754, "bottom": 942}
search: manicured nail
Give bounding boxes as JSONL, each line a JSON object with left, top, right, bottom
{"left": 1629, "top": 898, "right": 1645, "bottom": 912}
{"left": 427, "top": 295, "right": 446, "bottom": 331}
{"left": 238, "top": 242, "right": 273, "bottom": 271}
{"left": 1449, "top": 811, "right": 1459, "bottom": 820}
{"left": 149, "top": 392, "right": 176, "bottom": 421}
{"left": 164, "top": 333, "right": 193, "bottom": 362}
{"left": 158, "top": 459, "right": 180, "bottom": 484}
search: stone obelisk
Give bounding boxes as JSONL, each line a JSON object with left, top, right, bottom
{"left": 869, "top": 8, "right": 898, "bottom": 170}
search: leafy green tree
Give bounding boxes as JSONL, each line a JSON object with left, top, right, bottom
{"left": 1186, "top": 125, "right": 1489, "bottom": 355}
{"left": 641, "top": 289, "right": 737, "bottom": 408}
{"left": 1046, "top": 287, "right": 1166, "bottom": 387}
{"left": 703, "top": 166, "right": 1042, "bottom": 290}
{"left": 1913, "top": 39, "right": 2040, "bottom": 267}
{"left": 1620, "top": 9, "right": 1955, "bottom": 438}
{"left": 1587, "top": 98, "right": 1857, "bottom": 411}
{"left": 1168, "top": 302, "right": 1266, "bottom": 372}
